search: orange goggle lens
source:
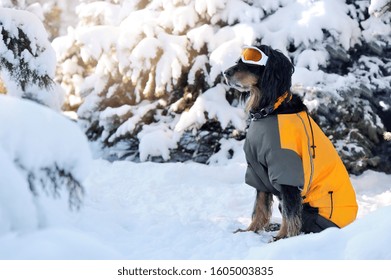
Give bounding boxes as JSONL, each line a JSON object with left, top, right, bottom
{"left": 240, "top": 46, "right": 268, "bottom": 66}
{"left": 242, "top": 48, "right": 262, "bottom": 61}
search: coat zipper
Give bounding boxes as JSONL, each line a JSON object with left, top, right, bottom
{"left": 296, "top": 113, "right": 314, "bottom": 196}
{"left": 328, "top": 191, "right": 334, "bottom": 219}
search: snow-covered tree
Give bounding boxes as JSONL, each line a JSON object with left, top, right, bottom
{"left": 53, "top": 0, "right": 390, "bottom": 174}
{"left": 0, "top": 95, "right": 92, "bottom": 233}
{"left": 54, "top": 0, "right": 252, "bottom": 163}
{"left": 0, "top": 0, "right": 79, "bottom": 39}
{"left": 0, "top": 7, "right": 64, "bottom": 110}
{"left": 0, "top": 5, "right": 95, "bottom": 235}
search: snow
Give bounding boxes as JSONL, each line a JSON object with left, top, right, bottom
{"left": 247, "top": 206, "right": 391, "bottom": 259}
{"left": 138, "top": 124, "right": 181, "bottom": 162}
{"left": 0, "top": 95, "right": 92, "bottom": 234}
{"left": 369, "top": 0, "right": 390, "bottom": 16}
{"left": 0, "top": 95, "right": 91, "bottom": 181}
{"left": 76, "top": 26, "right": 120, "bottom": 62}
{"left": 175, "top": 84, "right": 246, "bottom": 132}
{"left": 1, "top": 94, "right": 389, "bottom": 259}
{"left": 0, "top": 7, "right": 64, "bottom": 110}
{"left": 1, "top": 0, "right": 391, "bottom": 262}
{"left": 0, "top": 145, "right": 38, "bottom": 233}
{"left": 76, "top": 1, "right": 123, "bottom": 27}
{"left": 102, "top": 101, "right": 159, "bottom": 143}
{"left": 49, "top": 0, "right": 390, "bottom": 163}
{"left": 259, "top": 0, "right": 361, "bottom": 51}
{"left": 1, "top": 150, "right": 391, "bottom": 259}
{"left": 295, "top": 49, "right": 328, "bottom": 71}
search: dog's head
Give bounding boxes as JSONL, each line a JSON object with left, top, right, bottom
{"left": 223, "top": 45, "right": 294, "bottom": 111}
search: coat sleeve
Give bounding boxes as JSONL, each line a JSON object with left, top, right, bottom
{"left": 264, "top": 148, "right": 305, "bottom": 189}
{"left": 245, "top": 162, "right": 268, "bottom": 191}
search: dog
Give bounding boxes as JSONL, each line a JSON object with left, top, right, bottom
{"left": 223, "top": 44, "right": 358, "bottom": 240}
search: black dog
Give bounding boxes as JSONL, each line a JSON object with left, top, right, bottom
{"left": 224, "top": 44, "right": 358, "bottom": 240}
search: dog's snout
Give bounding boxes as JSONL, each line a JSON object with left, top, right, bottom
{"left": 223, "top": 68, "right": 233, "bottom": 77}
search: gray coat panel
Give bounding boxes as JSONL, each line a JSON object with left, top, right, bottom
{"left": 243, "top": 115, "right": 305, "bottom": 196}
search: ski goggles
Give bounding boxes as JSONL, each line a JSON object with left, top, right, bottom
{"left": 239, "top": 46, "right": 269, "bottom": 66}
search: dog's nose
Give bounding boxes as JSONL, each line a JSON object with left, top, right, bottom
{"left": 223, "top": 68, "right": 233, "bottom": 77}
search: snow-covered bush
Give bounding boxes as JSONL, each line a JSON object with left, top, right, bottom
{"left": 0, "top": 95, "right": 92, "bottom": 234}
{"left": 52, "top": 0, "right": 390, "bottom": 173}
{"left": 0, "top": 7, "right": 63, "bottom": 110}
{"left": 369, "top": 0, "right": 391, "bottom": 16}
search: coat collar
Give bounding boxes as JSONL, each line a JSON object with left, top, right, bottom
{"left": 250, "top": 92, "right": 292, "bottom": 121}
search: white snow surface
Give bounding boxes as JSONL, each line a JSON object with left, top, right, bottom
{"left": 0, "top": 155, "right": 390, "bottom": 259}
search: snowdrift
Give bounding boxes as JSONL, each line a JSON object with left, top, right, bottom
{"left": 247, "top": 205, "right": 391, "bottom": 259}
{"left": 2, "top": 159, "right": 390, "bottom": 260}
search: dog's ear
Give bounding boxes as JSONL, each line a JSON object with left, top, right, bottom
{"left": 258, "top": 46, "right": 294, "bottom": 108}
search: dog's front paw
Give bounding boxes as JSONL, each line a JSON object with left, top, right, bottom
{"left": 270, "top": 234, "right": 286, "bottom": 242}
{"left": 271, "top": 229, "right": 302, "bottom": 241}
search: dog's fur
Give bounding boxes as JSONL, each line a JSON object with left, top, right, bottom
{"left": 224, "top": 45, "right": 305, "bottom": 240}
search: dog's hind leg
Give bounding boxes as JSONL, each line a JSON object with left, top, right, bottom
{"left": 234, "top": 191, "right": 273, "bottom": 233}
{"left": 274, "top": 185, "right": 302, "bottom": 240}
